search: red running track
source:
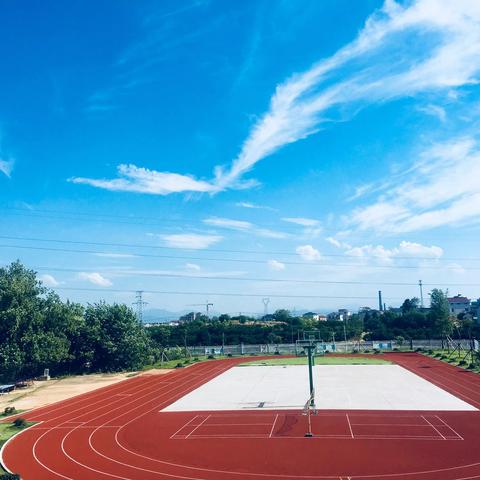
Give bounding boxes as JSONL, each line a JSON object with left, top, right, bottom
{"left": 2, "top": 353, "right": 480, "bottom": 480}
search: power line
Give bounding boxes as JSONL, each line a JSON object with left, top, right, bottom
{"left": 17, "top": 264, "right": 480, "bottom": 287}
{"left": 1, "top": 234, "right": 480, "bottom": 261}
{"left": 3, "top": 243, "right": 480, "bottom": 271}
{"left": 51, "top": 286, "right": 408, "bottom": 300}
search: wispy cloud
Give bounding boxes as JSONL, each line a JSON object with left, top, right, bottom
{"left": 69, "top": 164, "right": 214, "bottom": 195}
{"left": 0, "top": 159, "right": 14, "bottom": 178}
{"left": 78, "top": 272, "right": 113, "bottom": 287}
{"left": 94, "top": 252, "right": 137, "bottom": 258}
{"left": 417, "top": 104, "right": 447, "bottom": 122}
{"left": 71, "top": 1, "right": 480, "bottom": 196}
{"left": 40, "top": 274, "right": 60, "bottom": 287}
{"left": 185, "top": 263, "right": 201, "bottom": 271}
{"left": 282, "top": 217, "right": 320, "bottom": 227}
{"left": 345, "top": 241, "right": 443, "bottom": 264}
{"left": 159, "top": 233, "right": 223, "bottom": 249}
{"left": 203, "top": 216, "right": 288, "bottom": 239}
{"left": 0, "top": 134, "right": 14, "bottom": 178}
{"left": 235, "top": 201, "right": 276, "bottom": 211}
{"left": 348, "top": 136, "right": 480, "bottom": 233}
{"left": 296, "top": 244, "right": 321, "bottom": 261}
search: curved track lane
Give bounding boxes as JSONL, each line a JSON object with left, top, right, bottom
{"left": 2, "top": 354, "right": 480, "bottom": 480}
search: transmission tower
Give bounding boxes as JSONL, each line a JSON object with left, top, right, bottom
{"left": 187, "top": 301, "right": 214, "bottom": 316}
{"left": 133, "top": 290, "right": 148, "bottom": 323}
{"left": 262, "top": 297, "right": 270, "bottom": 316}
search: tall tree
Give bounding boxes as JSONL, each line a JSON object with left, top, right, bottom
{"left": 429, "top": 289, "right": 453, "bottom": 337}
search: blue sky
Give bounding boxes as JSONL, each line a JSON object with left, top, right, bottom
{"left": 2, "top": 0, "right": 480, "bottom": 317}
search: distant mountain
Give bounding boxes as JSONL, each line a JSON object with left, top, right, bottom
{"left": 142, "top": 308, "right": 184, "bottom": 323}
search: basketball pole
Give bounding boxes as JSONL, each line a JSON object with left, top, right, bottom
{"left": 305, "top": 345, "right": 315, "bottom": 406}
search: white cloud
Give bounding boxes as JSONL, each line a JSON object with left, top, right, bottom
{"left": 204, "top": 217, "right": 252, "bottom": 230}
{"left": 78, "top": 272, "right": 112, "bottom": 287}
{"left": 203, "top": 217, "right": 288, "bottom": 239}
{"left": 69, "top": 164, "right": 215, "bottom": 195}
{"left": 94, "top": 252, "right": 137, "bottom": 258}
{"left": 0, "top": 158, "right": 14, "bottom": 178}
{"left": 326, "top": 237, "right": 351, "bottom": 249}
{"left": 159, "top": 233, "right": 222, "bottom": 249}
{"left": 282, "top": 217, "right": 320, "bottom": 227}
{"left": 185, "top": 263, "right": 201, "bottom": 271}
{"left": 40, "top": 274, "right": 60, "bottom": 287}
{"left": 235, "top": 202, "right": 275, "bottom": 211}
{"left": 268, "top": 259, "right": 286, "bottom": 271}
{"left": 417, "top": 104, "right": 447, "bottom": 122}
{"left": 345, "top": 241, "right": 443, "bottom": 265}
{"left": 70, "top": 1, "right": 480, "bottom": 196}
{"left": 349, "top": 136, "right": 480, "bottom": 233}
{"left": 296, "top": 245, "right": 321, "bottom": 261}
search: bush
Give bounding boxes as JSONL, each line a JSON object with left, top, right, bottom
{"left": 373, "top": 349, "right": 380, "bottom": 354}
{"left": 227, "top": 353, "right": 233, "bottom": 357}
{"left": 274, "top": 350, "right": 280, "bottom": 355}
{"left": 175, "top": 362, "right": 184, "bottom": 368}
{"left": 1, "top": 473, "right": 21, "bottom": 479}
{"left": 207, "top": 354, "right": 215, "bottom": 359}
{"left": 13, "top": 418, "right": 27, "bottom": 428}
{"left": 193, "top": 357, "right": 200, "bottom": 362}
{"left": 3, "top": 407, "right": 17, "bottom": 416}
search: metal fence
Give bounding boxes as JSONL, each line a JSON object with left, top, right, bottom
{"left": 179, "top": 338, "right": 478, "bottom": 357}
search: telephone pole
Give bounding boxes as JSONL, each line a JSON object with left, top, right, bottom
{"left": 419, "top": 280, "right": 424, "bottom": 308}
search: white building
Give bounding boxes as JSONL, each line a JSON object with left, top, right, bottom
{"left": 447, "top": 294, "right": 471, "bottom": 316}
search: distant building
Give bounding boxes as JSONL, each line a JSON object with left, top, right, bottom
{"left": 447, "top": 294, "right": 471, "bottom": 316}
{"left": 327, "top": 309, "right": 352, "bottom": 321}
{"left": 470, "top": 299, "right": 480, "bottom": 323}
{"left": 303, "top": 312, "right": 326, "bottom": 321}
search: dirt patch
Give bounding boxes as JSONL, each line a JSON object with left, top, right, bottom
{"left": 0, "top": 370, "right": 172, "bottom": 412}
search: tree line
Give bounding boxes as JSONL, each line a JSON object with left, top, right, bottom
{"left": 1, "top": 261, "right": 478, "bottom": 382}
{"left": 0, "top": 262, "right": 151, "bottom": 382}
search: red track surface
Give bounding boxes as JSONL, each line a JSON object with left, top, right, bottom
{"left": 2, "top": 353, "right": 480, "bottom": 480}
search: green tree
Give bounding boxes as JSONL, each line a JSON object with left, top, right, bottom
{"left": 83, "top": 302, "right": 150, "bottom": 371}
{"left": 429, "top": 289, "right": 453, "bottom": 337}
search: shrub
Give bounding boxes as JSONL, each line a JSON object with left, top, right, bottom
{"left": 193, "top": 357, "right": 200, "bottom": 362}
{"left": 227, "top": 353, "right": 233, "bottom": 357}
{"left": 175, "top": 363, "right": 184, "bottom": 368}
{"left": 207, "top": 354, "right": 215, "bottom": 359}
{"left": 274, "top": 350, "right": 280, "bottom": 355}
{"left": 373, "top": 349, "right": 380, "bottom": 354}
{"left": 13, "top": 418, "right": 27, "bottom": 428}
{"left": 3, "top": 406, "right": 17, "bottom": 416}
{"left": 1, "top": 473, "right": 21, "bottom": 479}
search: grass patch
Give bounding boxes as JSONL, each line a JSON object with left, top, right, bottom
{"left": 0, "top": 421, "right": 35, "bottom": 474}
{"left": 240, "top": 356, "right": 392, "bottom": 366}
{"left": 422, "top": 349, "right": 480, "bottom": 374}
{"left": 144, "top": 354, "right": 231, "bottom": 370}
